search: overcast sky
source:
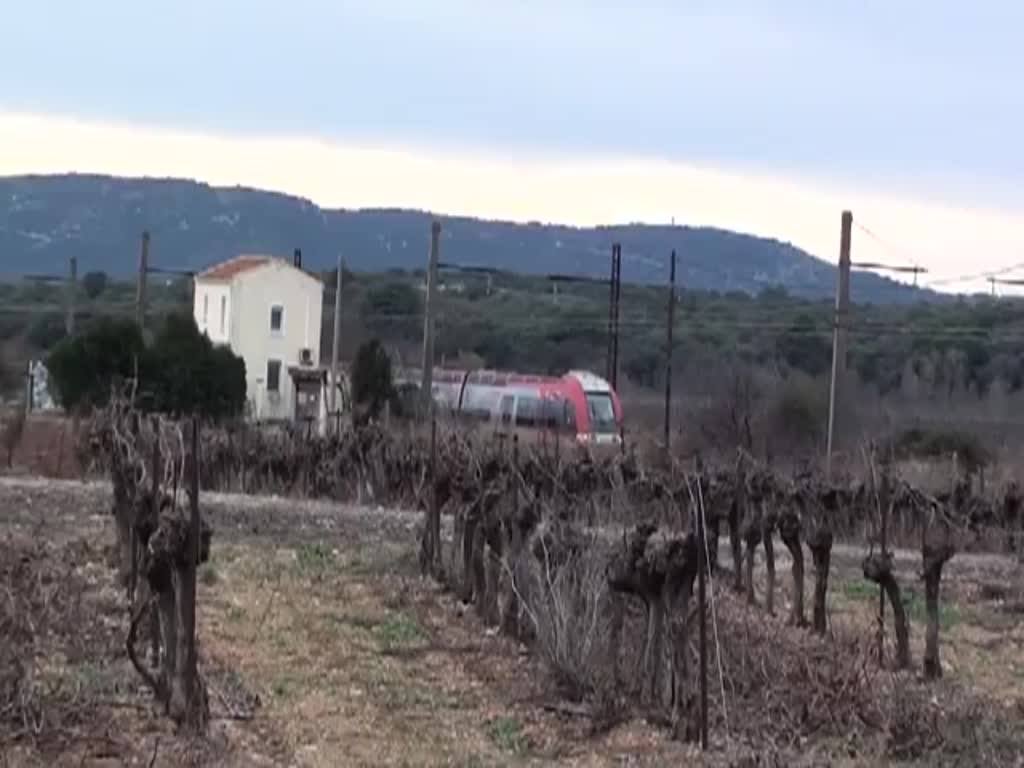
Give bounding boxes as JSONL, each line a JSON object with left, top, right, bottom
{"left": 1, "top": 1, "right": 1023, "bottom": 290}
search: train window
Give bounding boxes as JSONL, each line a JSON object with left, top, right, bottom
{"left": 541, "top": 398, "right": 572, "bottom": 430}
{"left": 515, "top": 396, "right": 541, "bottom": 427}
{"left": 586, "top": 392, "right": 617, "bottom": 434}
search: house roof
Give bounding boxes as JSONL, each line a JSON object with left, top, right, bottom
{"left": 195, "top": 254, "right": 325, "bottom": 285}
{"left": 196, "top": 255, "right": 272, "bottom": 281}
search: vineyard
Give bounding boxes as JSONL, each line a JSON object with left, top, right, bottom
{"left": 4, "top": 405, "right": 1024, "bottom": 765}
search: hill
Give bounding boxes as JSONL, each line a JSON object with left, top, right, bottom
{"left": 0, "top": 174, "right": 927, "bottom": 302}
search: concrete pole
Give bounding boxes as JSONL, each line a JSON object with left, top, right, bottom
{"left": 420, "top": 221, "right": 441, "bottom": 414}
{"left": 825, "top": 211, "right": 853, "bottom": 479}
{"left": 612, "top": 244, "right": 622, "bottom": 390}
{"left": 663, "top": 249, "right": 676, "bottom": 453}
{"left": 331, "top": 253, "right": 344, "bottom": 425}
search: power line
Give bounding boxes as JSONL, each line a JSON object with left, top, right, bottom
{"left": 853, "top": 216, "right": 1024, "bottom": 291}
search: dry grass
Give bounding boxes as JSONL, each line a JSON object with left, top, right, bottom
{"left": 4, "top": 476, "right": 1024, "bottom": 766}
{"left": 197, "top": 538, "right": 705, "bottom": 767}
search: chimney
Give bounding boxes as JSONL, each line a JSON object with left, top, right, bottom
{"left": 293, "top": 248, "right": 302, "bottom": 269}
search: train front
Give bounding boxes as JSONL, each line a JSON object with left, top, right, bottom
{"left": 564, "top": 371, "right": 623, "bottom": 448}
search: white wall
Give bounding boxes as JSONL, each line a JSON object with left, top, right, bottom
{"left": 226, "top": 261, "right": 324, "bottom": 421}
{"left": 192, "top": 282, "right": 232, "bottom": 345}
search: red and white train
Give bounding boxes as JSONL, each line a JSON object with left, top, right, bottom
{"left": 396, "top": 368, "right": 624, "bottom": 446}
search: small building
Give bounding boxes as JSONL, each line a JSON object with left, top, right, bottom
{"left": 193, "top": 253, "right": 324, "bottom": 424}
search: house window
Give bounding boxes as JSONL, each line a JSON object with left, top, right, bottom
{"left": 266, "top": 360, "right": 282, "bottom": 393}
{"left": 202, "top": 294, "right": 209, "bottom": 326}
{"left": 219, "top": 296, "right": 227, "bottom": 334}
{"left": 270, "top": 305, "right": 284, "bottom": 334}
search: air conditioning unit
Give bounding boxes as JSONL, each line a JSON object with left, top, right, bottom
{"left": 299, "top": 348, "right": 313, "bottom": 366}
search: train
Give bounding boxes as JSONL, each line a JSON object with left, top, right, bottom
{"left": 395, "top": 367, "right": 624, "bottom": 446}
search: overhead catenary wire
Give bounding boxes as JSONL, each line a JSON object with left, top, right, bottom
{"left": 12, "top": 299, "right": 1024, "bottom": 343}
{"left": 852, "top": 216, "right": 1024, "bottom": 291}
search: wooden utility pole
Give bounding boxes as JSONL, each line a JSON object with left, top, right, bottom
{"left": 696, "top": 457, "right": 709, "bottom": 751}
{"left": 421, "top": 221, "right": 441, "bottom": 413}
{"left": 136, "top": 231, "right": 150, "bottom": 330}
{"left": 825, "top": 211, "right": 853, "bottom": 479}
{"left": 331, "top": 253, "right": 344, "bottom": 427}
{"left": 663, "top": 250, "right": 676, "bottom": 453}
{"left": 65, "top": 256, "right": 78, "bottom": 336}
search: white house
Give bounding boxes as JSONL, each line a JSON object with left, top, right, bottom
{"left": 193, "top": 253, "right": 325, "bottom": 423}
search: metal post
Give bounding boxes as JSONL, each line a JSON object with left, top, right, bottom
{"left": 664, "top": 249, "right": 676, "bottom": 453}
{"left": 136, "top": 231, "right": 150, "bottom": 331}
{"left": 825, "top": 211, "right": 852, "bottom": 479}
{"left": 421, "top": 222, "right": 441, "bottom": 415}
{"left": 331, "top": 254, "right": 344, "bottom": 428}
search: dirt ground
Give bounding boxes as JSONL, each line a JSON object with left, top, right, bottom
{"left": 2, "top": 476, "right": 1024, "bottom": 767}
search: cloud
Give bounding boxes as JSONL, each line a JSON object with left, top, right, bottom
{"left": 1, "top": 110, "right": 1023, "bottom": 294}
{"left": 2, "top": 1, "right": 1023, "bottom": 205}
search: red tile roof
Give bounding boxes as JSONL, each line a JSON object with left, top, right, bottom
{"left": 197, "top": 255, "right": 272, "bottom": 281}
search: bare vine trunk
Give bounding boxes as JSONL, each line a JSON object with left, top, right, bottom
{"left": 762, "top": 511, "right": 777, "bottom": 616}
{"left": 779, "top": 511, "right": 806, "bottom": 627}
{"left": 451, "top": 507, "right": 466, "bottom": 588}
{"left": 483, "top": 538, "right": 502, "bottom": 627}
{"left": 668, "top": 569, "right": 698, "bottom": 742}
{"left": 729, "top": 499, "right": 744, "bottom": 593}
{"left": 862, "top": 553, "right": 911, "bottom": 669}
{"left": 461, "top": 509, "right": 479, "bottom": 604}
{"left": 471, "top": 525, "right": 487, "bottom": 620}
{"left": 644, "top": 599, "right": 666, "bottom": 705}
{"left": 607, "top": 593, "right": 624, "bottom": 687}
{"left": 809, "top": 528, "right": 833, "bottom": 636}
{"left": 501, "top": 527, "right": 523, "bottom": 639}
{"left": 923, "top": 524, "right": 955, "bottom": 680}
{"left": 742, "top": 520, "right": 761, "bottom": 606}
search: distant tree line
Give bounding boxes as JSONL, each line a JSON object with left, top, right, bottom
{"left": 7, "top": 267, "right": 1024, "bottom": 418}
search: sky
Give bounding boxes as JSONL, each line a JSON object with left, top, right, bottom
{"left": 1, "top": 0, "right": 1023, "bottom": 292}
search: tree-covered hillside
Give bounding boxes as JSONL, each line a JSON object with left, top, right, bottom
{"left": 0, "top": 174, "right": 925, "bottom": 302}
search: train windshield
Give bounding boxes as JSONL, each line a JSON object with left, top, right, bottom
{"left": 585, "top": 392, "right": 617, "bottom": 434}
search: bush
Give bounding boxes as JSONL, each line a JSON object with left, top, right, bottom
{"left": 47, "top": 317, "right": 144, "bottom": 410}
{"left": 82, "top": 271, "right": 109, "bottom": 300}
{"left": 889, "top": 427, "right": 989, "bottom": 473}
{"left": 144, "top": 312, "right": 246, "bottom": 420}
{"left": 351, "top": 339, "right": 396, "bottom": 421}
{"left": 763, "top": 374, "right": 828, "bottom": 458}
{"left": 27, "top": 313, "right": 67, "bottom": 350}
{"left": 47, "top": 312, "right": 246, "bottom": 420}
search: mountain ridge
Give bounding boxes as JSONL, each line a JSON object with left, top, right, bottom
{"left": 0, "top": 173, "right": 931, "bottom": 302}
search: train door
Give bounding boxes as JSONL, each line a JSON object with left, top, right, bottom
{"left": 497, "top": 394, "right": 515, "bottom": 438}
